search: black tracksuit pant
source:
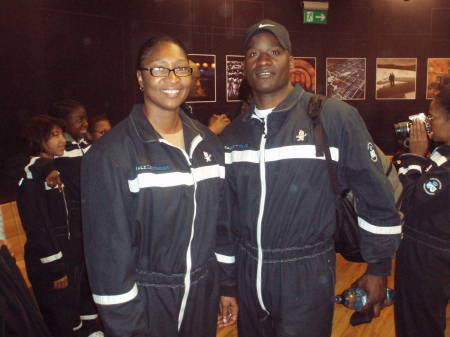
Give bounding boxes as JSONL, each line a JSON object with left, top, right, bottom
{"left": 237, "top": 240, "right": 335, "bottom": 337}
{"left": 394, "top": 226, "right": 450, "bottom": 337}
{"left": 29, "top": 264, "right": 82, "bottom": 337}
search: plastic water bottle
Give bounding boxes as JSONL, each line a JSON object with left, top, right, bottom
{"left": 334, "top": 287, "right": 395, "bottom": 310}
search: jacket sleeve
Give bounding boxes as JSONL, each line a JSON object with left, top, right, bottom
{"left": 216, "top": 153, "right": 237, "bottom": 297}
{"left": 322, "top": 100, "right": 401, "bottom": 275}
{"left": 81, "top": 147, "right": 147, "bottom": 337}
{"left": 397, "top": 153, "right": 447, "bottom": 215}
{"left": 16, "top": 178, "right": 66, "bottom": 280}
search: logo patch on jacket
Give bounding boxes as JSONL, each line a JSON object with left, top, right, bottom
{"left": 368, "top": 143, "right": 377, "bottom": 162}
{"left": 296, "top": 129, "right": 307, "bottom": 142}
{"left": 423, "top": 177, "right": 442, "bottom": 195}
{"left": 203, "top": 151, "right": 212, "bottom": 162}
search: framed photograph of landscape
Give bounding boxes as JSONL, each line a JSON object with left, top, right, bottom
{"left": 186, "top": 54, "right": 216, "bottom": 103}
{"left": 326, "top": 58, "right": 366, "bottom": 100}
{"left": 375, "top": 58, "right": 417, "bottom": 100}
{"left": 426, "top": 58, "right": 450, "bottom": 99}
{"left": 226, "top": 55, "right": 245, "bottom": 102}
{"left": 290, "top": 57, "right": 316, "bottom": 93}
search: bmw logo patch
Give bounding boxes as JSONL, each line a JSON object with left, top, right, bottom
{"left": 423, "top": 177, "right": 442, "bottom": 196}
{"left": 368, "top": 143, "right": 378, "bottom": 162}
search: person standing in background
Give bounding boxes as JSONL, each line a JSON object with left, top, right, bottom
{"left": 394, "top": 85, "right": 450, "bottom": 337}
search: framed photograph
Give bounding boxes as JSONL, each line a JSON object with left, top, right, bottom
{"left": 226, "top": 55, "right": 245, "bottom": 102}
{"left": 291, "top": 57, "right": 316, "bottom": 93}
{"left": 326, "top": 58, "right": 366, "bottom": 100}
{"left": 426, "top": 58, "right": 450, "bottom": 99}
{"left": 186, "top": 54, "right": 216, "bottom": 103}
{"left": 376, "top": 58, "right": 417, "bottom": 100}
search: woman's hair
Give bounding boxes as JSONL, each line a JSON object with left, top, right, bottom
{"left": 136, "top": 35, "right": 189, "bottom": 69}
{"left": 88, "top": 114, "right": 110, "bottom": 134}
{"left": 49, "top": 99, "right": 84, "bottom": 119}
{"left": 22, "top": 115, "right": 65, "bottom": 155}
{"left": 436, "top": 84, "right": 450, "bottom": 114}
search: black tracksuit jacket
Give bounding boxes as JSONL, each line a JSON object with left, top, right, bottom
{"left": 219, "top": 85, "right": 401, "bottom": 336}
{"left": 81, "top": 105, "right": 235, "bottom": 337}
{"left": 17, "top": 156, "right": 84, "bottom": 282}
{"left": 394, "top": 145, "right": 450, "bottom": 337}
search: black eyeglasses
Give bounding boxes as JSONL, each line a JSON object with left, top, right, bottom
{"left": 139, "top": 66, "right": 193, "bottom": 77}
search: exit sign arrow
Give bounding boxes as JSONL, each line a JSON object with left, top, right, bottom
{"left": 303, "top": 10, "right": 328, "bottom": 24}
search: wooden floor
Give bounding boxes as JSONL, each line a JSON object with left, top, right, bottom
{"left": 217, "top": 254, "right": 450, "bottom": 337}
{"left": 1, "top": 202, "right": 448, "bottom": 337}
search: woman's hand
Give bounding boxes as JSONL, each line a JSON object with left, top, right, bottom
{"left": 217, "top": 296, "right": 239, "bottom": 328}
{"left": 409, "top": 120, "right": 429, "bottom": 156}
{"left": 53, "top": 275, "right": 69, "bottom": 289}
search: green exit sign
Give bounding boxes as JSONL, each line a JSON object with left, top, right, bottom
{"left": 303, "top": 10, "right": 327, "bottom": 24}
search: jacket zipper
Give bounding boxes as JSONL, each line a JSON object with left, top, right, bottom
{"left": 59, "top": 183, "right": 71, "bottom": 240}
{"left": 159, "top": 135, "right": 202, "bottom": 331}
{"left": 256, "top": 118, "right": 269, "bottom": 314}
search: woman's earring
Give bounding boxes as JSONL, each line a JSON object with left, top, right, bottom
{"left": 139, "top": 85, "right": 144, "bottom": 92}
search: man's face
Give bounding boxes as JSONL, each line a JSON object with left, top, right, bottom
{"left": 65, "top": 107, "right": 88, "bottom": 140}
{"left": 244, "top": 32, "right": 293, "bottom": 97}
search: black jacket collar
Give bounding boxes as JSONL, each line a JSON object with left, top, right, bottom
{"left": 129, "top": 104, "right": 205, "bottom": 145}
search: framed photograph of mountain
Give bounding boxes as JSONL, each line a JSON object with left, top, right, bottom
{"left": 375, "top": 58, "right": 417, "bottom": 100}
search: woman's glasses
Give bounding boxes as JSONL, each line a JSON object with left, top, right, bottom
{"left": 139, "top": 66, "right": 193, "bottom": 77}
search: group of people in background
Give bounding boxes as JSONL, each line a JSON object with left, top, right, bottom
{"left": 0, "top": 18, "right": 448, "bottom": 337}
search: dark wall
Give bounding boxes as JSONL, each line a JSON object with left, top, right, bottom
{"left": 1, "top": 0, "right": 449, "bottom": 201}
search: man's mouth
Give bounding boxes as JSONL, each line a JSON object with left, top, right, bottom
{"left": 255, "top": 70, "right": 274, "bottom": 79}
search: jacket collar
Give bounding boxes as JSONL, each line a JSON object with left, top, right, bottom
{"left": 430, "top": 145, "right": 450, "bottom": 167}
{"left": 129, "top": 104, "right": 204, "bottom": 144}
{"left": 244, "top": 84, "right": 306, "bottom": 122}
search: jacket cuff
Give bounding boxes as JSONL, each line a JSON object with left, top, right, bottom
{"left": 367, "top": 258, "right": 392, "bottom": 276}
{"left": 220, "top": 285, "right": 237, "bottom": 297}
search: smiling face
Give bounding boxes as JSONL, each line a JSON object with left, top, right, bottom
{"left": 136, "top": 41, "right": 192, "bottom": 115}
{"left": 65, "top": 106, "right": 88, "bottom": 140}
{"left": 41, "top": 126, "right": 66, "bottom": 158}
{"left": 244, "top": 32, "right": 293, "bottom": 107}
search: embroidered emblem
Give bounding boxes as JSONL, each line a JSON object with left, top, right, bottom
{"left": 203, "top": 151, "right": 212, "bottom": 162}
{"left": 296, "top": 129, "right": 307, "bottom": 142}
{"left": 368, "top": 143, "right": 378, "bottom": 162}
{"left": 423, "top": 177, "right": 442, "bottom": 196}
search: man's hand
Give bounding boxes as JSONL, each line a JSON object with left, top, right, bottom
{"left": 409, "top": 120, "right": 429, "bottom": 157}
{"left": 217, "top": 296, "right": 238, "bottom": 328}
{"left": 0, "top": 240, "right": 14, "bottom": 255}
{"left": 46, "top": 170, "right": 63, "bottom": 190}
{"left": 53, "top": 275, "right": 69, "bottom": 290}
{"left": 351, "top": 273, "right": 387, "bottom": 317}
{"left": 208, "top": 114, "right": 231, "bottom": 135}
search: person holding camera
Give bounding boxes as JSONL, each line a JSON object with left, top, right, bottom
{"left": 394, "top": 84, "right": 450, "bottom": 337}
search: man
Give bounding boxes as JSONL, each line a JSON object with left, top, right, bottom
{"left": 219, "top": 19, "right": 401, "bottom": 337}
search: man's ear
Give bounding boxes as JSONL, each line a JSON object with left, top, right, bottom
{"left": 289, "top": 56, "right": 295, "bottom": 71}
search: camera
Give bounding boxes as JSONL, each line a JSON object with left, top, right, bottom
{"left": 394, "top": 113, "right": 431, "bottom": 138}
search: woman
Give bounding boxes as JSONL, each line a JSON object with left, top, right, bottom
{"left": 81, "top": 35, "right": 238, "bottom": 337}
{"left": 88, "top": 114, "right": 111, "bottom": 142}
{"left": 394, "top": 85, "right": 450, "bottom": 337}
{"left": 16, "top": 115, "right": 83, "bottom": 337}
